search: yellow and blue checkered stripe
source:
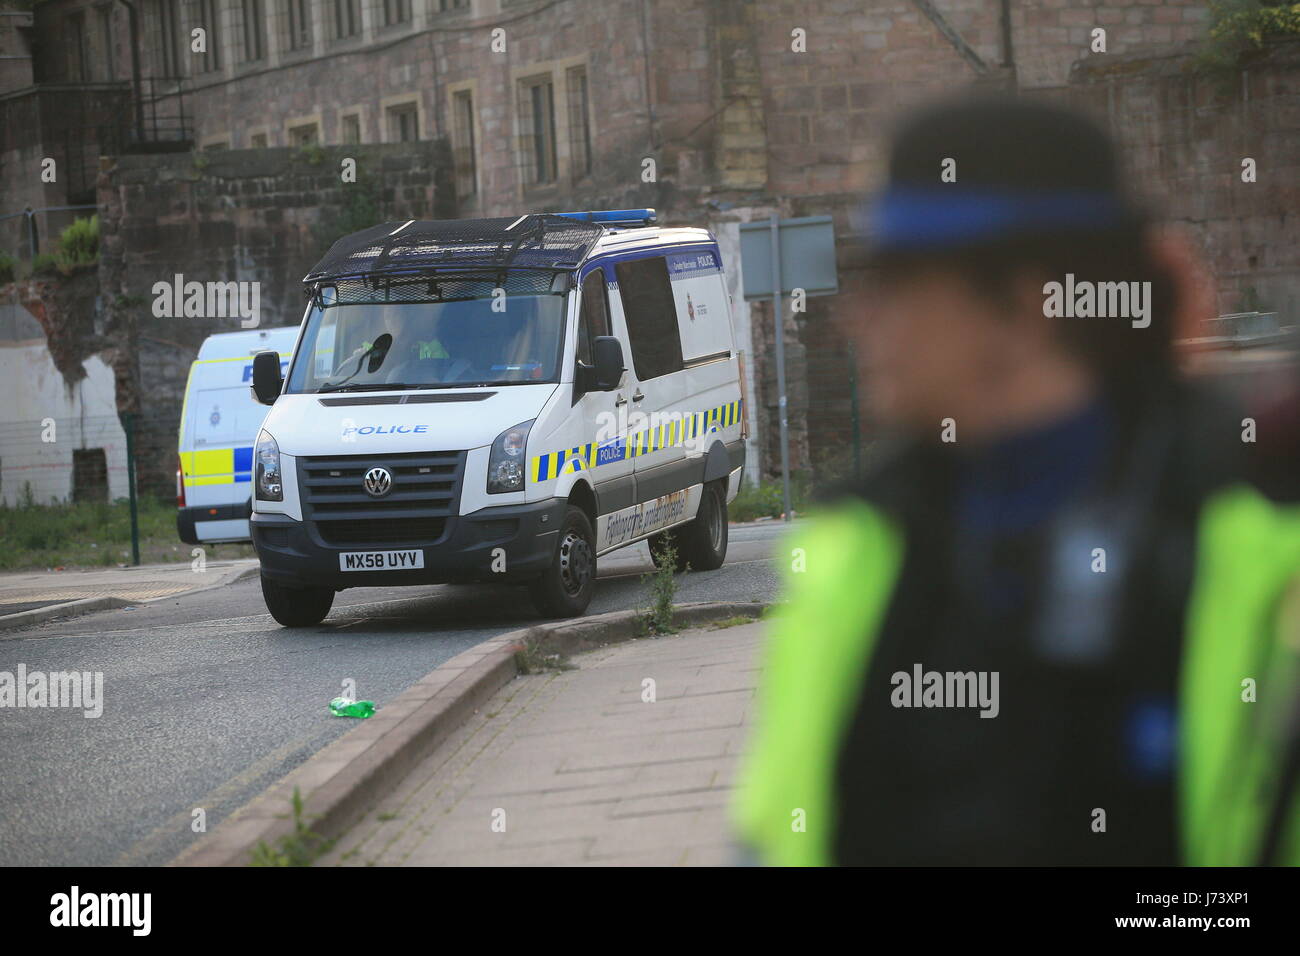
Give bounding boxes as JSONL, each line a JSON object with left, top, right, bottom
{"left": 180, "top": 446, "right": 254, "bottom": 487}
{"left": 530, "top": 399, "right": 742, "bottom": 483}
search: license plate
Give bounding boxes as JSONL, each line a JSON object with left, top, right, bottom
{"left": 338, "top": 550, "right": 425, "bottom": 571}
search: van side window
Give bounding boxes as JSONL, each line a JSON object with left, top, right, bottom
{"left": 614, "top": 256, "right": 684, "bottom": 380}
{"left": 577, "top": 268, "right": 610, "bottom": 367}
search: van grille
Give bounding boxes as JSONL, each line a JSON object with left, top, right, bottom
{"left": 298, "top": 450, "right": 465, "bottom": 548}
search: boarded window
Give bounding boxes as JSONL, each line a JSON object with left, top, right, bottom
{"left": 72, "top": 448, "right": 109, "bottom": 503}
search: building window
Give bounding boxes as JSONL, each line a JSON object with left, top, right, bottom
{"left": 203, "top": 139, "right": 230, "bottom": 151}
{"left": 250, "top": 131, "right": 269, "bottom": 147}
{"left": 333, "top": 0, "right": 360, "bottom": 38}
{"left": 518, "top": 76, "right": 556, "bottom": 186}
{"left": 97, "top": 6, "right": 116, "bottom": 80}
{"left": 66, "top": 13, "right": 89, "bottom": 82}
{"left": 451, "top": 90, "right": 476, "bottom": 197}
{"left": 382, "top": 0, "right": 410, "bottom": 27}
{"left": 150, "top": 0, "right": 183, "bottom": 77}
{"left": 387, "top": 102, "right": 418, "bottom": 142}
{"left": 239, "top": 0, "right": 266, "bottom": 62}
{"left": 567, "top": 66, "right": 592, "bottom": 180}
{"left": 283, "top": 0, "right": 311, "bottom": 51}
{"left": 340, "top": 113, "right": 361, "bottom": 144}
{"left": 437, "top": 0, "right": 468, "bottom": 10}
{"left": 289, "top": 122, "right": 318, "bottom": 146}
{"left": 192, "top": 0, "right": 221, "bottom": 72}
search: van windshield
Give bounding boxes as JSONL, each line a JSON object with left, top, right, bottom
{"left": 286, "top": 293, "right": 568, "bottom": 393}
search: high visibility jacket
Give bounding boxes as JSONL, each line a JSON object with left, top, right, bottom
{"left": 733, "top": 483, "right": 1300, "bottom": 866}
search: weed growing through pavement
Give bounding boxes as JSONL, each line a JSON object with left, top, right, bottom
{"left": 514, "top": 638, "right": 575, "bottom": 674}
{"left": 707, "top": 614, "right": 760, "bottom": 631}
{"left": 641, "top": 536, "right": 680, "bottom": 635}
{"left": 249, "top": 788, "right": 332, "bottom": 866}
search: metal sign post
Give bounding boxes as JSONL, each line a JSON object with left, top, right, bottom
{"left": 769, "top": 215, "right": 792, "bottom": 522}
{"left": 739, "top": 214, "right": 838, "bottom": 523}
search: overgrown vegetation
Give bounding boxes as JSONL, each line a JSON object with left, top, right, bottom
{"left": 56, "top": 214, "right": 99, "bottom": 269}
{"left": 729, "top": 480, "right": 809, "bottom": 522}
{"left": 249, "top": 789, "right": 332, "bottom": 867}
{"left": 297, "top": 143, "right": 327, "bottom": 166}
{"left": 0, "top": 252, "right": 14, "bottom": 284}
{"left": 0, "top": 494, "right": 254, "bottom": 570}
{"left": 313, "top": 176, "right": 382, "bottom": 254}
{"left": 1199, "top": 1, "right": 1300, "bottom": 73}
{"left": 21, "top": 216, "right": 101, "bottom": 278}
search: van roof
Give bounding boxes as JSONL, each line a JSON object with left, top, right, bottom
{"left": 590, "top": 226, "right": 715, "bottom": 254}
{"left": 195, "top": 326, "right": 299, "bottom": 361}
{"left": 304, "top": 212, "right": 716, "bottom": 286}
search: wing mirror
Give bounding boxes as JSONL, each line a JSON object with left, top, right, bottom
{"left": 251, "top": 350, "right": 283, "bottom": 405}
{"left": 591, "top": 336, "right": 624, "bottom": 391}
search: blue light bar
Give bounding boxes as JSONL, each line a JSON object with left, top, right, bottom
{"left": 552, "top": 208, "right": 657, "bottom": 226}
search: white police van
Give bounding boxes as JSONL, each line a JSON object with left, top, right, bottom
{"left": 248, "top": 210, "right": 746, "bottom": 625}
{"left": 177, "top": 327, "right": 297, "bottom": 544}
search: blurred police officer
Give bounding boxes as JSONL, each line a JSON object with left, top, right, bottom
{"left": 734, "top": 94, "right": 1300, "bottom": 866}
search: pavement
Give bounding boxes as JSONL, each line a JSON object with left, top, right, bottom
{"left": 0, "top": 558, "right": 261, "bottom": 631}
{"left": 316, "top": 618, "right": 763, "bottom": 866}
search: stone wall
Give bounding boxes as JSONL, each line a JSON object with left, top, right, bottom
{"left": 96, "top": 140, "right": 453, "bottom": 494}
{"left": 1067, "top": 41, "right": 1300, "bottom": 321}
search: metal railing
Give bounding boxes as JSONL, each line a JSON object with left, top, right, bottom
{"left": 0, "top": 204, "right": 98, "bottom": 262}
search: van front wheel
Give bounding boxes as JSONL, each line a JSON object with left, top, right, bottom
{"left": 529, "top": 506, "right": 596, "bottom": 618}
{"left": 261, "top": 574, "right": 335, "bottom": 627}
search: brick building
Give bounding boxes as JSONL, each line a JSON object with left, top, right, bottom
{"left": 8, "top": 0, "right": 1296, "bottom": 494}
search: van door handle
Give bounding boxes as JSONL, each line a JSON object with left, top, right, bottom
{"left": 632, "top": 389, "right": 645, "bottom": 403}
{"left": 614, "top": 393, "right": 628, "bottom": 407}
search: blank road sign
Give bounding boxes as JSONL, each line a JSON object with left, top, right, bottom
{"left": 739, "top": 215, "right": 838, "bottom": 301}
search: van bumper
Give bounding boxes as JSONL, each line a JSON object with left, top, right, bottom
{"left": 251, "top": 498, "right": 565, "bottom": 590}
{"left": 178, "top": 501, "right": 253, "bottom": 545}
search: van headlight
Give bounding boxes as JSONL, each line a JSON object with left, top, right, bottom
{"left": 487, "top": 419, "right": 533, "bottom": 494}
{"left": 255, "top": 430, "right": 283, "bottom": 501}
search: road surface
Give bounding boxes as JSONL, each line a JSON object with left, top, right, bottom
{"left": 0, "top": 522, "right": 787, "bottom": 866}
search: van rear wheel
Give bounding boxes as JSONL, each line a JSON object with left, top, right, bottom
{"left": 651, "top": 481, "right": 728, "bottom": 572}
{"left": 261, "top": 573, "right": 334, "bottom": 627}
{"left": 529, "top": 506, "right": 596, "bottom": 618}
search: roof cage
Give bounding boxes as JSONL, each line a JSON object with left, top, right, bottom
{"left": 304, "top": 213, "right": 613, "bottom": 285}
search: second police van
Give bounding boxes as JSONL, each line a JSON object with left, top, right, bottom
{"left": 247, "top": 210, "right": 746, "bottom": 625}
{"left": 177, "top": 327, "right": 297, "bottom": 545}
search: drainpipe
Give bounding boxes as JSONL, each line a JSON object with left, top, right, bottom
{"left": 116, "top": 0, "right": 145, "bottom": 143}
{"left": 999, "top": 0, "right": 1017, "bottom": 87}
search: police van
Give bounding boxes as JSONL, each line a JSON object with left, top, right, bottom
{"left": 177, "top": 327, "right": 297, "bottom": 544}
{"left": 247, "top": 209, "right": 746, "bottom": 625}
